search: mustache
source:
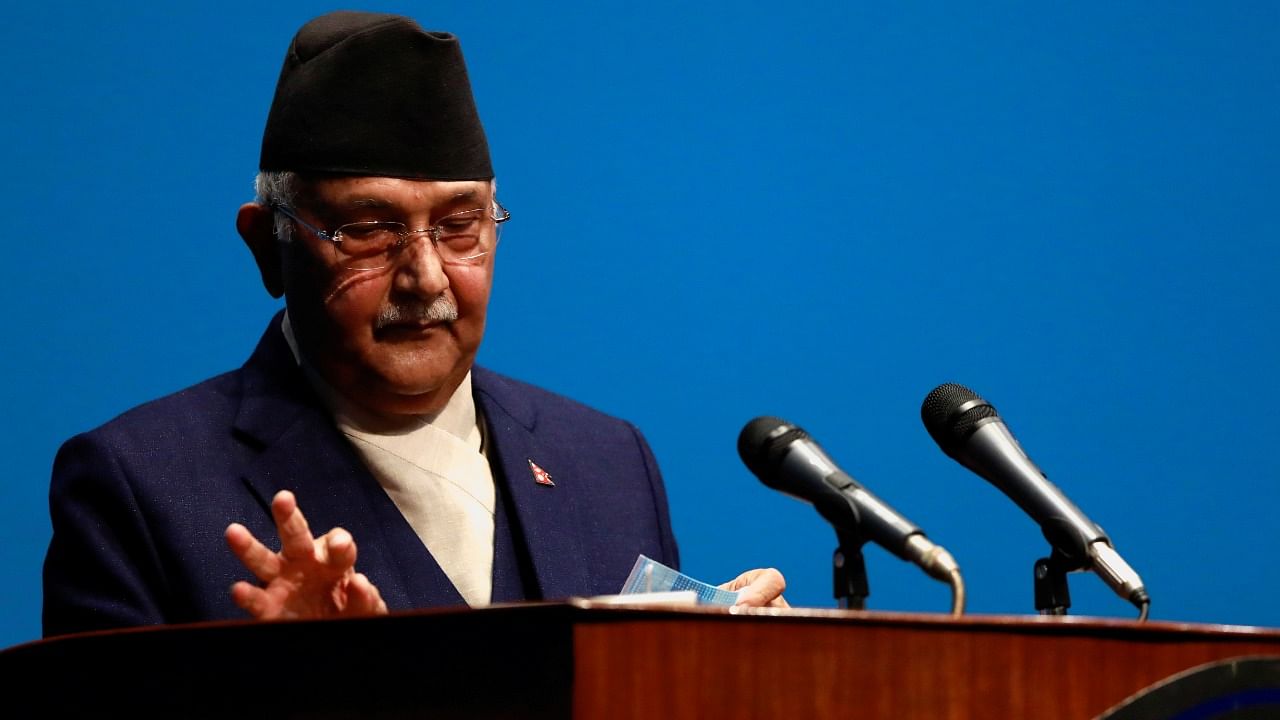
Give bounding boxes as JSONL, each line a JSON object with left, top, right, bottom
{"left": 376, "top": 296, "right": 459, "bottom": 329}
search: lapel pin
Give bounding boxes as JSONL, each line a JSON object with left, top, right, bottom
{"left": 528, "top": 459, "right": 555, "bottom": 487}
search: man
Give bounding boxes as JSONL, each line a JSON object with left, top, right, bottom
{"left": 43, "top": 11, "right": 783, "bottom": 636}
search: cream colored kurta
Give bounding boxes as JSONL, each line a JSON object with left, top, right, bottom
{"left": 281, "top": 314, "right": 496, "bottom": 606}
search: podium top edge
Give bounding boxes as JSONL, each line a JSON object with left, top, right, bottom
{"left": 9, "top": 600, "right": 1278, "bottom": 655}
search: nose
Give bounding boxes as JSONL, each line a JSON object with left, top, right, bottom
{"left": 392, "top": 232, "right": 450, "bottom": 298}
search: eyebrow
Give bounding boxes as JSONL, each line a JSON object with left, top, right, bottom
{"left": 449, "top": 189, "right": 482, "bottom": 203}
{"left": 335, "top": 188, "right": 485, "bottom": 210}
{"left": 348, "top": 198, "right": 393, "bottom": 209}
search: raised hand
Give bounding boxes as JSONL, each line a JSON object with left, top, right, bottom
{"left": 224, "top": 490, "right": 388, "bottom": 620}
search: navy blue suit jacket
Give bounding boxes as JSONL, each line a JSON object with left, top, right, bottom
{"left": 43, "top": 317, "right": 679, "bottom": 637}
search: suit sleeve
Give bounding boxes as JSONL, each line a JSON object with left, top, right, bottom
{"left": 43, "top": 432, "right": 170, "bottom": 637}
{"left": 627, "top": 422, "right": 680, "bottom": 571}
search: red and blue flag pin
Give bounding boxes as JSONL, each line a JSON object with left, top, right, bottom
{"left": 528, "top": 459, "right": 555, "bottom": 487}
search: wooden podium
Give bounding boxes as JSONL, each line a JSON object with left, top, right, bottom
{"left": 5, "top": 602, "right": 1279, "bottom": 718}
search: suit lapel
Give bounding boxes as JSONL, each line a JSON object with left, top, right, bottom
{"left": 232, "top": 317, "right": 465, "bottom": 610}
{"left": 473, "top": 368, "right": 591, "bottom": 601}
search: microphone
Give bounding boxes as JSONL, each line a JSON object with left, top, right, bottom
{"left": 920, "top": 383, "right": 1149, "bottom": 612}
{"left": 738, "top": 417, "right": 960, "bottom": 584}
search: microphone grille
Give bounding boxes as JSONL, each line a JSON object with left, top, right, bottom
{"left": 737, "top": 416, "right": 809, "bottom": 480}
{"left": 921, "top": 383, "right": 999, "bottom": 453}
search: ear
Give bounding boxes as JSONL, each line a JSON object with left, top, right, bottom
{"left": 237, "top": 202, "right": 285, "bottom": 298}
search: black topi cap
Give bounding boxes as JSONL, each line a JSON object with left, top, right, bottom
{"left": 259, "top": 11, "right": 493, "bottom": 180}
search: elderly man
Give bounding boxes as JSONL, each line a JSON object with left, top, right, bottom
{"left": 43, "top": 11, "right": 783, "bottom": 636}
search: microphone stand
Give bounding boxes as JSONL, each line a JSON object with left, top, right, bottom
{"left": 1033, "top": 551, "right": 1075, "bottom": 615}
{"left": 833, "top": 528, "right": 870, "bottom": 610}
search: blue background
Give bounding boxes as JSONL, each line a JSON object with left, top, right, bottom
{"left": 1, "top": 2, "right": 1276, "bottom": 647}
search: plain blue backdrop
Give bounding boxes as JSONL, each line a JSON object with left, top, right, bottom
{"left": 1, "top": 2, "right": 1276, "bottom": 648}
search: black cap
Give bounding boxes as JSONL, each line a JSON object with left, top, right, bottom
{"left": 259, "top": 11, "right": 493, "bottom": 180}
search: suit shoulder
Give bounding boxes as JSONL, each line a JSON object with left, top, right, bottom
{"left": 70, "top": 369, "right": 243, "bottom": 446}
{"left": 471, "top": 366, "right": 637, "bottom": 432}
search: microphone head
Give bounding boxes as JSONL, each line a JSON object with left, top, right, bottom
{"left": 737, "top": 416, "right": 809, "bottom": 485}
{"left": 921, "top": 383, "right": 999, "bottom": 455}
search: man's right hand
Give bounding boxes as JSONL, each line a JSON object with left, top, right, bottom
{"left": 224, "top": 490, "right": 388, "bottom": 620}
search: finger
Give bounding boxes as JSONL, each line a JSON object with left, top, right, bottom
{"left": 345, "top": 572, "right": 389, "bottom": 616}
{"left": 730, "top": 568, "right": 788, "bottom": 608}
{"left": 272, "top": 490, "right": 317, "bottom": 562}
{"left": 230, "top": 580, "right": 282, "bottom": 620}
{"left": 718, "top": 569, "right": 760, "bottom": 592}
{"left": 225, "top": 523, "right": 282, "bottom": 581}
{"left": 321, "top": 527, "right": 357, "bottom": 571}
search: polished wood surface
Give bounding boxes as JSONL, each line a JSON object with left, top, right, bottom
{"left": 568, "top": 604, "right": 1280, "bottom": 719}
{"left": 5, "top": 603, "right": 1277, "bottom": 718}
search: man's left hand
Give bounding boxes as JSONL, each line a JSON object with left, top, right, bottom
{"left": 720, "top": 568, "right": 789, "bottom": 608}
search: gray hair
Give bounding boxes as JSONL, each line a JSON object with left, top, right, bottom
{"left": 254, "top": 170, "right": 299, "bottom": 242}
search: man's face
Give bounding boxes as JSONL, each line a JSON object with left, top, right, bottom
{"left": 279, "top": 175, "right": 498, "bottom": 416}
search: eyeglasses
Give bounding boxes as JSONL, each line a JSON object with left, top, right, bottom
{"left": 272, "top": 201, "right": 511, "bottom": 270}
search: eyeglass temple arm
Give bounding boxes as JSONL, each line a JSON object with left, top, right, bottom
{"left": 271, "top": 203, "right": 333, "bottom": 240}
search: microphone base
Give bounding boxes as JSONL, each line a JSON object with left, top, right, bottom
{"left": 833, "top": 539, "right": 870, "bottom": 610}
{"left": 1033, "top": 554, "right": 1073, "bottom": 615}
